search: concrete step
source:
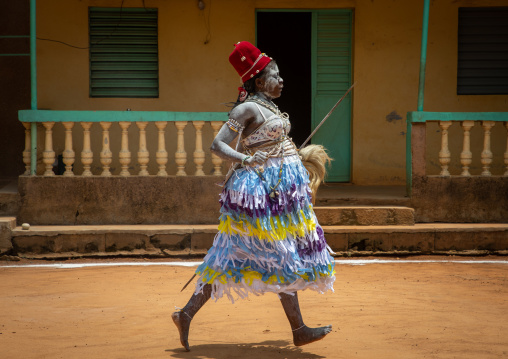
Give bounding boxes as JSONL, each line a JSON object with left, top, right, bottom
{"left": 315, "top": 185, "right": 410, "bottom": 207}
{"left": 6, "top": 223, "right": 508, "bottom": 259}
{"left": 0, "top": 217, "right": 16, "bottom": 254}
{"left": 314, "top": 206, "right": 415, "bottom": 226}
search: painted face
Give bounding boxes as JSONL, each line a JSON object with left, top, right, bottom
{"left": 258, "top": 63, "right": 283, "bottom": 99}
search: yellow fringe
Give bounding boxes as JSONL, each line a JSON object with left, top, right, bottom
{"left": 198, "top": 265, "right": 332, "bottom": 287}
{"left": 218, "top": 207, "right": 317, "bottom": 241}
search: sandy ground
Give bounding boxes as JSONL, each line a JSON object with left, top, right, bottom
{"left": 0, "top": 258, "right": 507, "bottom": 359}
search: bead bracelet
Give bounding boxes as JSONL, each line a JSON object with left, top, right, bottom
{"left": 242, "top": 155, "right": 251, "bottom": 167}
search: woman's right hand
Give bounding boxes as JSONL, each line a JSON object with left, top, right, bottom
{"left": 245, "top": 151, "right": 268, "bottom": 166}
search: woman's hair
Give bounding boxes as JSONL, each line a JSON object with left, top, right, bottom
{"left": 227, "top": 60, "right": 277, "bottom": 113}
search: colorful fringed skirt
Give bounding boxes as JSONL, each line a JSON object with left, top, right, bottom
{"left": 195, "top": 154, "right": 335, "bottom": 302}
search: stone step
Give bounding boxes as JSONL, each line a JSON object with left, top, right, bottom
{"left": 6, "top": 223, "right": 508, "bottom": 259}
{"left": 315, "top": 185, "right": 410, "bottom": 207}
{"left": 313, "top": 206, "right": 415, "bottom": 226}
{"left": 0, "top": 217, "right": 16, "bottom": 254}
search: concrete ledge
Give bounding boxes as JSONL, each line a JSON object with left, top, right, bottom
{"left": 12, "top": 225, "right": 217, "bottom": 256}
{"left": 325, "top": 224, "right": 508, "bottom": 253}
{"left": 17, "top": 176, "right": 222, "bottom": 225}
{"left": 314, "top": 206, "right": 415, "bottom": 226}
{"left": 412, "top": 176, "right": 508, "bottom": 223}
{"left": 0, "top": 217, "right": 16, "bottom": 254}
{"left": 10, "top": 223, "right": 508, "bottom": 258}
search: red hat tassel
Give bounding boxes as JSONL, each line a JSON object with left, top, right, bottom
{"left": 238, "top": 87, "right": 248, "bottom": 102}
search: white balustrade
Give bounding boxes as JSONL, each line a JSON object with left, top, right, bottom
{"left": 481, "top": 121, "right": 495, "bottom": 177}
{"left": 81, "top": 122, "right": 93, "bottom": 177}
{"left": 193, "top": 121, "right": 206, "bottom": 176}
{"left": 22, "top": 123, "right": 31, "bottom": 175}
{"left": 428, "top": 119, "right": 508, "bottom": 176}
{"left": 26, "top": 115, "right": 508, "bottom": 178}
{"left": 100, "top": 122, "right": 112, "bottom": 176}
{"left": 175, "top": 121, "right": 188, "bottom": 176}
{"left": 155, "top": 121, "right": 168, "bottom": 176}
{"left": 438, "top": 121, "right": 452, "bottom": 177}
{"left": 460, "top": 121, "right": 474, "bottom": 177}
{"left": 210, "top": 121, "right": 224, "bottom": 176}
{"left": 42, "top": 122, "right": 55, "bottom": 176}
{"left": 119, "top": 121, "right": 131, "bottom": 177}
{"left": 62, "top": 122, "right": 75, "bottom": 176}
{"left": 136, "top": 122, "right": 149, "bottom": 176}
{"left": 29, "top": 120, "right": 228, "bottom": 177}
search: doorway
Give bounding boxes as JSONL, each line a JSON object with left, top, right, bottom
{"left": 256, "top": 10, "right": 353, "bottom": 182}
{"left": 256, "top": 12, "right": 312, "bottom": 148}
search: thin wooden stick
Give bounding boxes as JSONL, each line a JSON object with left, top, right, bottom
{"left": 300, "top": 82, "right": 356, "bottom": 149}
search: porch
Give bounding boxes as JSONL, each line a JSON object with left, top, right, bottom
{"left": 12, "top": 108, "right": 508, "bottom": 224}
{"left": 1, "top": 0, "right": 507, "bottom": 259}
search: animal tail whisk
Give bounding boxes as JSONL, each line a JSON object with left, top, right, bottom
{"left": 299, "top": 144, "right": 332, "bottom": 204}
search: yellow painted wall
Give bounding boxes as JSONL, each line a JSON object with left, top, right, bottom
{"left": 424, "top": 0, "right": 508, "bottom": 176}
{"left": 36, "top": 0, "right": 508, "bottom": 181}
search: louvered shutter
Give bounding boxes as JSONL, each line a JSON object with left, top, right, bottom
{"left": 312, "top": 10, "right": 352, "bottom": 182}
{"left": 457, "top": 7, "right": 508, "bottom": 95}
{"left": 89, "top": 7, "right": 159, "bottom": 98}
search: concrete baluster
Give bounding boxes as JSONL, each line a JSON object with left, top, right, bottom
{"left": 438, "top": 121, "right": 452, "bottom": 176}
{"left": 155, "top": 121, "right": 168, "bottom": 176}
{"left": 505, "top": 122, "right": 508, "bottom": 177}
{"left": 119, "top": 122, "right": 131, "bottom": 177}
{"left": 481, "top": 121, "right": 495, "bottom": 176}
{"left": 81, "top": 122, "right": 93, "bottom": 176}
{"left": 174, "top": 121, "right": 187, "bottom": 176}
{"left": 459, "top": 120, "right": 474, "bottom": 176}
{"left": 210, "top": 121, "right": 224, "bottom": 176}
{"left": 42, "top": 122, "right": 56, "bottom": 176}
{"left": 193, "top": 121, "right": 205, "bottom": 176}
{"left": 100, "top": 122, "right": 112, "bottom": 176}
{"left": 62, "top": 122, "right": 75, "bottom": 176}
{"left": 22, "top": 123, "right": 31, "bottom": 175}
{"left": 137, "top": 122, "right": 149, "bottom": 176}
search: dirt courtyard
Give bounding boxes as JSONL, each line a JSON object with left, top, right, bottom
{"left": 0, "top": 258, "right": 507, "bottom": 359}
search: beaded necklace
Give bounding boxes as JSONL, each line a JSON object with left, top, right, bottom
{"left": 246, "top": 95, "right": 281, "bottom": 115}
{"left": 250, "top": 139, "right": 285, "bottom": 198}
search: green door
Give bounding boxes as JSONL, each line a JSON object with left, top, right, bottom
{"left": 311, "top": 10, "right": 352, "bottom": 182}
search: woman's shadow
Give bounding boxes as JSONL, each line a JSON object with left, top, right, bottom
{"left": 166, "top": 340, "right": 326, "bottom": 358}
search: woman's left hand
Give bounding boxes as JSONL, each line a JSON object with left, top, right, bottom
{"left": 245, "top": 151, "right": 267, "bottom": 166}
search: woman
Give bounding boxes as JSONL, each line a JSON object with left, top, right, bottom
{"left": 172, "top": 41, "right": 335, "bottom": 351}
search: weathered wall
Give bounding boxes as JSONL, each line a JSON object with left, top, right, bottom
{"left": 411, "top": 176, "right": 508, "bottom": 223}
{"left": 33, "top": 0, "right": 508, "bottom": 183}
{"left": 17, "top": 176, "right": 222, "bottom": 225}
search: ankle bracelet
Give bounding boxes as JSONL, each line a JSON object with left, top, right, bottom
{"left": 181, "top": 311, "right": 193, "bottom": 320}
{"left": 292, "top": 324, "right": 306, "bottom": 332}
{"left": 175, "top": 306, "right": 193, "bottom": 320}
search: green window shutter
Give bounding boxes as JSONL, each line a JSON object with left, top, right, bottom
{"left": 312, "top": 10, "right": 352, "bottom": 182}
{"left": 457, "top": 7, "right": 508, "bottom": 95}
{"left": 89, "top": 7, "right": 159, "bottom": 98}
{"left": 314, "top": 12, "right": 352, "bottom": 95}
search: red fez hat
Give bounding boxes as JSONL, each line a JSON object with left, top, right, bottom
{"left": 229, "top": 41, "right": 272, "bottom": 83}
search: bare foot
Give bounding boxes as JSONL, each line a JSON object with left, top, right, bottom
{"left": 293, "top": 325, "right": 332, "bottom": 346}
{"left": 171, "top": 311, "right": 191, "bottom": 351}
